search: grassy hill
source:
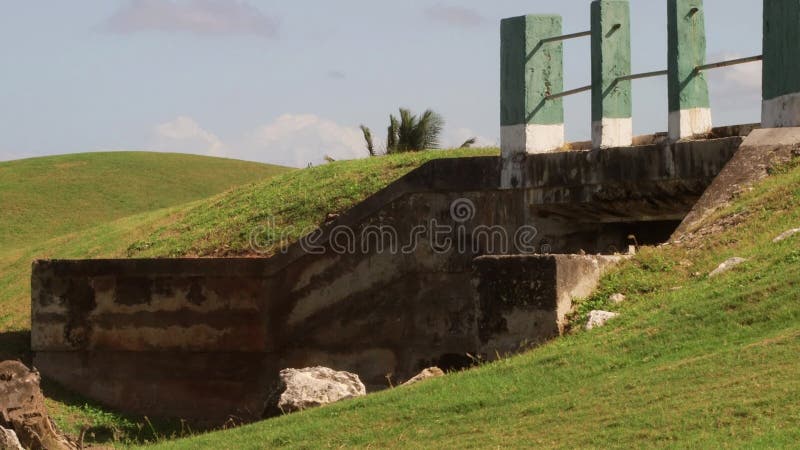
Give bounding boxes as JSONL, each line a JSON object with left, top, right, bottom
{"left": 139, "top": 159, "right": 800, "bottom": 448}
{"left": 0, "top": 151, "right": 289, "bottom": 250}
{"left": 2, "top": 147, "right": 798, "bottom": 447}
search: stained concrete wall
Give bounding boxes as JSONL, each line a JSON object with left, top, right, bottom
{"left": 31, "top": 136, "right": 743, "bottom": 422}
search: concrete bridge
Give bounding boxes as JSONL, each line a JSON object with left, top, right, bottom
{"left": 29, "top": 0, "right": 800, "bottom": 423}
{"left": 32, "top": 128, "right": 745, "bottom": 421}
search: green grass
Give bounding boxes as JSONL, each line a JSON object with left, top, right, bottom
{"left": 0, "top": 151, "right": 289, "bottom": 250}
{"left": 0, "top": 149, "right": 497, "bottom": 446}
{"left": 140, "top": 160, "right": 800, "bottom": 449}
{"left": 126, "top": 148, "right": 498, "bottom": 257}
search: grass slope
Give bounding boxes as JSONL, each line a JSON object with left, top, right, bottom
{"left": 126, "top": 148, "right": 498, "bottom": 257}
{"left": 0, "top": 149, "right": 496, "bottom": 445}
{"left": 0, "top": 151, "right": 288, "bottom": 250}
{"left": 144, "top": 160, "right": 800, "bottom": 449}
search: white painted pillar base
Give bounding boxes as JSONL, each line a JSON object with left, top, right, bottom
{"left": 668, "top": 107, "right": 712, "bottom": 141}
{"left": 591, "top": 118, "right": 633, "bottom": 149}
{"left": 762, "top": 92, "right": 800, "bottom": 128}
{"left": 500, "top": 124, "right": 564, "bottom": 189}
{"left": 500, "top": 123, "right": 565, "bottom": 156}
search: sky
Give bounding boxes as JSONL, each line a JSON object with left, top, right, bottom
{"left": 0, "top": 1, "right": 763, "bottom": 167}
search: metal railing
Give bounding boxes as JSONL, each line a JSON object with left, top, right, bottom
{"left": 544, "top": 55, "right": 763, "bottom": 101}
{"left": 539, "top": 30, "right": 591, "bottom": 44}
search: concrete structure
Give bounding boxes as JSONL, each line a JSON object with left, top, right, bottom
{"left": 673, "top": 127, "right": 800, "bottom": 238}
{"left": 762, "top": 1, "right": 800, "bottom": 128}
{"left": 500, "top": 15, "right": 564, "bottom": 187}
{"left": 591, "top": 0, "right": 633, "bottom": 148}
{"left": 31, "top": 134, "right": 747, "bottom": 422}
{"left": 667, "top": 0, "right": 712, "bottom": 140}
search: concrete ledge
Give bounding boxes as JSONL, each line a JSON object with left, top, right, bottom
{"left": 673, "top": 127, "right": 800, "bottom": 238}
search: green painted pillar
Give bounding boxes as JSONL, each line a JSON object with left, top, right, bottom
{"left": 762, "top": 0, "right": 800, "bottom": 127}
{"left": 591, "top": 0, "right": 632, "bottom": 149}
{"left": 667, "top": 0, "right": 712, "bottom": 140}
{"left": 500, "top": 14, "right": 564, "bottom": 188}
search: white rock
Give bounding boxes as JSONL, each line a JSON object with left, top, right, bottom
{"left": 773, "top": 228, "right": 800, "bottom": 243}
{"left": 708, "top": 257, "right": 747, "bottom": 278}
{"left": 0, "top": 427, "right": 23, "bottom": 450}
{"left": 277, "top": 367, "right": 366, "bottom": 413}
{"left": 609, "top": 293, "right": 626, "bottom": 304}
{"left": 402, "top": 367, "right": 445, "bottom": 386}
{"left": 585, "top": 310, "right": 619, "bottom": 330}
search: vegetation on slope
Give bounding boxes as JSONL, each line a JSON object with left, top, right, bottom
{"left": 0, "top": 151, "right": 289, "bottom": 250}
{"left": 143, "top": 160, "right": 800, "bottom": 449}
{"left": 126, "top": 148, "right": 498, "bottom": 257}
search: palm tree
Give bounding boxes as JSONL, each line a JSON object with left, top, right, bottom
{"left": 360, "top": 108, "right": 446, "bottom": 155}
{"left": 387, "top": 108, "right": 444, "bottom": 153}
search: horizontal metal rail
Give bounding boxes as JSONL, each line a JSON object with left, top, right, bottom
{"left": 616, "top": 69, "right": 668, "bottom": 82}
{"left": 695, "top": 54, "right": 762, "bottom": 72}
{"left": 543, "top": 55, "right": 761, "bottom": 102}
{"left": 540, "top": 30, "right": 591, "bottom": 44}
{"left": 546, "top": 84, "right": 591, "bottom": 100}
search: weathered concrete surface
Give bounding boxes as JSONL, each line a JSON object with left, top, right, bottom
{"left": 32, "top": 137, "right": 743, "bottom": 422}
{"left": 762, "top": 1, "right": 800, "bottom": 127}
{"left": 667, "top": 0, "right": 712, "bottom": 140}
{"left": 501, "top": 14, "right": 564, "bottom": 157}
{"left": 591, "top": 0, "right": 632, "bottom": 148}
{"left": 673, "top": 128, "right": 800, "bottom": 238}
{"left": 473, "top": 254, "right": 622, "bottom": 351}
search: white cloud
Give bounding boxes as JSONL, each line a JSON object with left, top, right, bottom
{"left": 424, "top": 4, "right": 487, "bottom": 28}
{"left": 153, "top": 116, "right": 226, "bottom": 157}
{"left": 244, "top": 114, "right": 366, "bottom": 167}
{"left": 149, "top": 115, "right": 496, "bottom": 167}
{"left": 103, "top": 0, "right": 279, "bottom": 38}
{"left": 707, "top": 53, "right": 762, "bottom": 108}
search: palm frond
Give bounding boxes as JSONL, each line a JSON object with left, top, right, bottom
{"left": 359, "top": 125, "right": 375, "bottom": 157}
{"left": 387, "top": 115, "right": 399, "bottom": 154}
{"left": 459, "top": 137, "right": 477, "bottom": 148}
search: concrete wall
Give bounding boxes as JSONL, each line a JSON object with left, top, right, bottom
{"left": 31, "top": 137, "right": 743, "bottom": 422}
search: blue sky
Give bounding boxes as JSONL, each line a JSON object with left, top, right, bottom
{"left": 0, "top": 1, "right": 763, "bottom": 167}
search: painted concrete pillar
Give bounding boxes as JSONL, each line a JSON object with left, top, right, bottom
{"left": 667, "top": 0, "right": 712, "bottom": 141}
{"left": 591, "top": 0, "right": 632, "bottom": 149}
{"left": 501, "top": 15, "right": 565, "bottom": 157}
{"left": 762, "top": 0, "right": 800, "bottom": 127}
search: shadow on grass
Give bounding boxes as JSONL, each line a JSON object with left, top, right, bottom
{"left": 40, "top": 376, "right": 201, "bottom": 446}
{"left": 0, "top": 329, "right": 199, "bottom": 446}
{"left": 0, "top": 329, "right": 32, "bottom": 364}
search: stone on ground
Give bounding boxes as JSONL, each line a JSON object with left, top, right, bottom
{"left": 0, "top": 361, "right": 76, "bottom": 450}
{"left": 773, "top": 228, "right": 800, "bottom": 243}
{"left": 586, "top": 310, "right": 619, "bottom": 330}
{"left": 708, "top": 257, "right": 747, "bottom": 278}
{"left": 277, "top": 367, "right": 366, "bottom": 413}
{"left": 609, "top": 293, "right": 626, "bottom": 304}
{"left": 0, "top": 427, "right": 23, "bottom": 450}
{"left": 402, "top": 367, "right": 445, "bottom": 386}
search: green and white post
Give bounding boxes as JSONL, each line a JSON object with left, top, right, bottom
{"left": 591, "top": 0, "right": 632, "bottom": 148}
{"left": 500, "top": 15, "right": 564, "bottom": 187}
{"left": 667, "top": 0, "right": 712, "bottom": 140}
{"left": 762, "top": 0, "right": 800, "bottom": 127}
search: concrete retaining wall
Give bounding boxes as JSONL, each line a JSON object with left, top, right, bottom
{"left": 31, "top": 137, "right": 744, "bottom": 422}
